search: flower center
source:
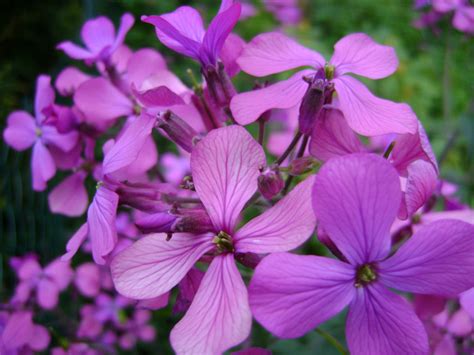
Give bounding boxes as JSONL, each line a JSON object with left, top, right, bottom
{"left": 35, "top": 127, "right": 42, "bottom": 137}
{"left": 213, "top": 231, "right": 234, "bottom": 253}
{"left": 324, "top": 63, "right": 335, "bottom": 80}
{"left": 355, "top": 264, "right": 377, "bottom": 287}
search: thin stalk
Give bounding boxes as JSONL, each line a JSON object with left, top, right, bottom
{"left": 276, "top": 131, "right": 303, "bottom": 165}
{"left": 315, "top": 328, "right": 348, "bottom": 355}
{"left": 258, "top": 119, "right": 266, "bottom": 145}
{"left": 282, "top": 134, "right": 309, "bottom": 194}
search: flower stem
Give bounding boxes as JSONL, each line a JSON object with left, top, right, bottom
{"left": 258, "top": 118, "right": 266, "bottom": 145}
{"left": 276, "top": 131, "right": 303, "bottom": 165}
{"left": 315, "top": 328, "right": 348, "bottom": 355}
{"left": 282, "top": 134, "right": 309, "bottom": 194}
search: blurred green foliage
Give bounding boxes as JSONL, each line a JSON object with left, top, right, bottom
{"left": 0, "top": 0, "right": 473, "bottom": 353}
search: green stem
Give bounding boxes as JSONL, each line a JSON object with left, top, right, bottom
{"left": 315, "top": 328, "right": 348, "bottom": 355}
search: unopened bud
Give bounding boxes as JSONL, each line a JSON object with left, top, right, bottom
{"left": 299, "top": 72, "right": 326, "bottom": 135}
{"left": 288, "top": 156, "right": 317, "bottom": 176}
{"left": 173, "top": 207, "right": 214, "bottom": 234}
{"left": 136, "top": 212, "right": 177, "bottom": 234}
{"left": 157, "top": 111, "right": 199, "bottom": 153}
{"left": 202, "top": 61, "right": 236, "bottom": 107}
{"left": 258, "top": 167, "right": 284, "bottom": 199}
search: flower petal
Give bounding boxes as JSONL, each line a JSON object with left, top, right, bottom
{"left": 191, "top": 126, "right": 266, "bottom": 232}
{"left": 309, "top": 108, "right": 364, "bottom": 161}
{"left": 31, "top": 140, "right": 56, "bottom": 191}
{"left": 48, "top": 172, "right": 88, "bottom": 217}
{"left": 126, "top": 48, "right": 167, "bottom": 87}
{"left": 399, "top": 160, "right": 438, "bottom": 220}
{"left": 313, "top": 153, "right": 401, "bottom": 265}
{"left": 460, "top": 287, "right": 474, "bottom": 318}
{"left": 237, "top": 32, "right": 324, "bottom": 77}
{"left": 249, "top": 252, "right": 355, "bottom": 338}
{"left": 102, "top": 114, "right": 156, "bottom": 175}
{"left": 74, "top": 77, "right": 133, "bottom": 123}
{"left": 200, "top": 3, "right": 241, "bottom": 66}
{"left": 235, "top": 175, "right": 316, "bottom": 253}
{"left": 28, "top": 325, "right": 50, "bottom": 351}
{"left": 170, "top": 254, "right": 252, "bottom": 355}
{"left": 87, "top": 186, "right": 119, "bottom": 264}
{"left": 230, "top": 69, "right": 311, "bottom": 125}
{"left": 35, "top": 75, "right": 55, "bottom": 122}
{"left": 2, "top": 311, "right": 34, "bottom": 350}
{"left": 62, "top": 223, "right": 88, "bottom": 261}
{"left": 330, "top": 33, "right": 398, "bottom": 79}
{"left": 3, "top": 111, "right": 37, "bottom": 151}
{"left": 111, "top": 233, "right": 213, "bottom": 299}
{"left": 142, "top": 6, "right": 204, "bottom": 59}
{"left": 37, "top": 279, "right": 59, "bottom": 309}
{"left": 55, "top": 67, "right": 92, "bottom": 96}
{"left": 346, "top": 284, "right": 428, "bottom": 355}
{"left": 108, "top": 13, "right": 135, "bottom": 56}
{"left": 81, "top": 16, "right": 115, "bottom": 53}
{"left": 334, "top": 76, "right": 418, "bottom": 136}
{"left": 379, "top": 219, "right": 474, "bottom": 297}
{"left": 56, "top": 41, "right": 93, "bottom": 60}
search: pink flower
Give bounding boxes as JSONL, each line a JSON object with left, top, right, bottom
{"left": 0, "top": 311, "right": 50, "bottom": 352}
{"left": 249, "top": 153, "right": 474, "bottom": 354}
{"left": 57, "top": 14, "right": 135, "bottom": 64}
{"left": 433, "top": 0, "right": 474, "bottom": 33}
{"left": 3, "top": 75, "right": 79, "bottom": 191}
{"left": 111, "top": 125, "right": 316, "bottom": 354}
{"left": 231, "top": 32, "right": 418, "bottom": 136}
{"left": 12, "top": 256, "right": 73, "bottom": 310}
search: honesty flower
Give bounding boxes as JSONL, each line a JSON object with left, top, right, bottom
{"left": 142, "top": 1, "right": 241, "bottom": 69}
{"left": 231, "top": 32, "right": 418, "bottom": 136}
{"left": 12, "top": 256, "right": 73, "bottom": 310}
{"left": 249, "top": 153, "right": 474, "bottom": 354}
{"left": 433, "top": 0, "right": 474, "bottom": 33}
{"left": 111, "top": 125, "right": 316, "bottom": 354}
{"left": 57, "top": 13, "right": 135, "bottom": 64}
{"left": 3, "top": 75, "right": 79, "bottom": 191}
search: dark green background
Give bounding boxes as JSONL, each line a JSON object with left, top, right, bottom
{"left": 1, "top": 0, "right": 473, "bottom": 353}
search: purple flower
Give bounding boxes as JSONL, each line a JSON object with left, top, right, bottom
{"left": 249, "top": 153, "right": 474, "bottom": 354}
{"left": 111, "top": 125, "right": 316, "bottom": 354}
{"left": 142, "top": 2, "right": 241, "bottom": 69}
{"left": 0, "top": 311, "right": 50, "bottom": 352}
{"left": 12, "top": 256, "right": 73, "bottom": 309}
{"left": 3, "top": 75, "right": 79, "bottom": 191}
{"left": 57, "top": 14, "right": 135, "bottom": 64}
{"left": 263, "top": 0, "right": 302, "bottom": 26}
{"left": 231, "top": 32, "right": 418, "bottom": 136}
{"left": 433, "top": 0, "right": 474, "bottom": 33}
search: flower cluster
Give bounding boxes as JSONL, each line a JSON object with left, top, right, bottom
{"left": 2, "top": 1, "right": 474, "bottom": 354}
{"left": 414, "top": 0, "right": 474, "bottom": 34}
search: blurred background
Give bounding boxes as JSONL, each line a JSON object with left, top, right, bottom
{"left": 1, "top": 0, "right": 473, "bottom": 353}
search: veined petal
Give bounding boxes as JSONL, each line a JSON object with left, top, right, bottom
{"left": 309, "top": 108, "right": 364, "bottom": 162}
{"left": 313, "top": 154, "right": 401, "bottom": 265}
{"left": 48, "top": 172, "right": 88, "bottom": 217}
{"left": 230, "top": 69, "right": 311, "bottom": 125}
{"left": 249, "top": 253, "right": 355, "bottom": 338}
{"left": 346, "top": 284, "right": 428, "bottom": 355}
{"left": 31, "top": 140, "right": 56, "bottom": 191}
{"left": 191, "top": 126, "right": 266, "bottom": 232}
{"left": 102, "top": 114, "right": 156, "bottom": 175}
{"left": 334, "top": 76, "right": 418, "bottom": 136}
{"left": 200, "top": 3, "right": 241, "bottom": 66}
{"left": 81, "top": 16, "right": 115, "bottom": 53}
{"left": 399, "top": 160, "right": 438, "bottom": 220}
{"left": 235, "top": 176, "right": 316, "bottom": 253}
{"left": 142, "top": 6, "right": 204, "bottom": 59}
{"left": 379, "top": 219, "right": 474, "bottom": 297}
{"left": 3, "top": 111, "right": 37, "bottom": 151}
{"left": 74, "top": 77, "right": 133, "bottom": 123}
{"left": 170, "top": 254, "right": 252, "bottom": 355}
{"left": 87, "top": 186, "right": 119, "bottom": 264}
{"left": 330, "top": 33, "right": 398, "bottom": 79}
{"left": 237, "top": 32, "right": 324, "bottom": 77}
{"left": 111, "top": 233, "right": 213, "bottom": 299}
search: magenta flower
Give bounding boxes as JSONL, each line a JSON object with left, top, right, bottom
{"left": 12, "top": 256, "right": 73, "bottom": 309}
{"left": 57, "top": 13, "right": 135, "bottom": 64}
{"left": 111, "top": 125, "right": 316, "bottom": 354}
{"left": 142, "top": 2, "right": 241, "bottom": 69}
{"left": 249, "top": 153, "right": 474, "bottom": 354}
{"left": 231, "top": 32, "right": 418, "bottom": 136}
{"left": 3, "top": 75, "right": 79, "bottom": 191}
{"left": 0, "top": 311, "right": 50, "bottom": 353}
{"left": 433, "top": 0, "right": 474, "bottom": 33}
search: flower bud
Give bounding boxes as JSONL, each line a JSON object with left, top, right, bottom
{"left": 299, "top": 72, "right": 326, "bottom": 135}
{"left": 258, "top": 167, "right": 284, "bottom": 199}
{"left": 202, "top": 61, "right": 236, "bottom": 107}
{"left": 136, "top": 212, "right": 177, "bottom": 234}
{"left": 156, "top": 111, "right": 199, "bottom": 153}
